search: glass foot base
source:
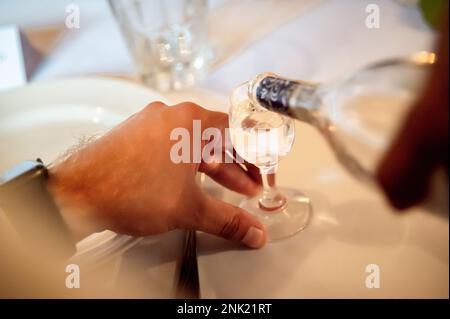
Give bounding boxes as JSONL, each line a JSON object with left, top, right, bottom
{"left": 239, "top": 187, "right": 312, "bottom": 241}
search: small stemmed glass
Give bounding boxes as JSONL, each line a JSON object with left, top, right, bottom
{"left": 229, "top": 84, "right": 312, "bottom": 241}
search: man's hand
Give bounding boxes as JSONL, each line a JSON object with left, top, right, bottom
{"left": 46, "top": 102, "right": 267, "bottom": 248}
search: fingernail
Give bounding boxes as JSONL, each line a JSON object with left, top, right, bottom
{"left": 242, "top": 226, "right": 265, "bottom": 248}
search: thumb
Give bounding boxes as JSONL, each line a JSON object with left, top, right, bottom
{"left": 195, "top": 194, "right": 267, "bottom": 248}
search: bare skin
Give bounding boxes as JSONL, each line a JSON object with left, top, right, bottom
{"left": 47, "top": 102, "right": 267, "bottom": 248}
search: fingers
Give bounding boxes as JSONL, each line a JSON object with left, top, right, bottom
{"left": 194, "top": 194, "right": 267, "bottom": 248}
{"left": 198, "top": 107, "right": 263, "bottom": 194}
{"left": 227, "top": 148, "right": 262, "bottom": 185}
{"left": 170, "top": 102, "right": 229, "bottom": 128}
{"left": 178, "top": 104, "right": 262, "bottom": 195}
{"left": 199, "top": 161, "right": 262, "bottom": 196}
{"left": 242, "top": 160, "right": 263, "bottom": 185}
{"left": 205, "top": 110, "right": 229, "bottom": 131}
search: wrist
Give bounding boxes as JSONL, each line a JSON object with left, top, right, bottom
{"left": 46, "top": 161, "right": 104, "bottom": 241}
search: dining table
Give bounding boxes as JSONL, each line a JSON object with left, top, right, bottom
{"left": 0, "top": 0, "right": 447, "bottom": 298}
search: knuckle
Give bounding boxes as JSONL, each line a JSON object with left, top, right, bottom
{"left": 212, "top": 111, "right": 228, "bottom": 123}
{"left": 179, "top": 102, "right": 202, "bottom": 117}
{"left": 143, "top": 101, "right": 166, "bottom": 112}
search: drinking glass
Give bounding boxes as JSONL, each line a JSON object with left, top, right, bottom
{"left": 229, "top": 84, "right": 312, "bottom": 241}
{"left": 109, "top": 0, "right": 212, "bottom": 91}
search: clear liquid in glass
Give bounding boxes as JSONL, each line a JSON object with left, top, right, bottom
{"left": 230, "top": 99, "right": 295, "bottom": 171}
{"left": 229, "top": 84, "right": 312, "bottom": 241}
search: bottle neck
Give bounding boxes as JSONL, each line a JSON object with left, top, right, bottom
{"left": 248, "top": 73, "right": 322, "bottom": 123}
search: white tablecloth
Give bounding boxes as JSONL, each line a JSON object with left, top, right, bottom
{"left": 1, "top": 0, "right": 446, "bottom": 298}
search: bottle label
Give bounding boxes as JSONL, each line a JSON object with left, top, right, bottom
{"left": 255, "top": 76, "right": 296, "bottom": 115}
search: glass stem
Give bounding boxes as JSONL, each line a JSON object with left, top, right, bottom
{"left": 258, "top": 167, "right": 286, "bottom": 211}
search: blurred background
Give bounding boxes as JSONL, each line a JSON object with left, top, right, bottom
{"left": 0, "top": 0, "right": 438, "bottom": 96}
{"left": 0, "top": 0, "right": 447, "bottom": 298}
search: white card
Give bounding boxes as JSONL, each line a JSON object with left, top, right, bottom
{"left": 0, "top": 25, "right": 27, "bottom": 91}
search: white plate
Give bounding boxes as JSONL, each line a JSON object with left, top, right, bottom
{"left": 0, "top": 77, "right": 167, "bottom": 170}
{"left": 0, "top": 77, "right": 184, "bottom": 297}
